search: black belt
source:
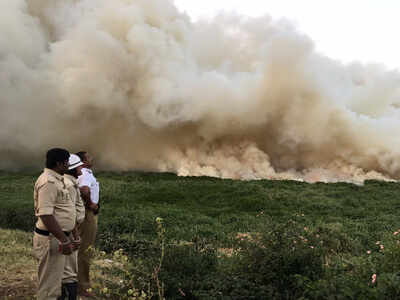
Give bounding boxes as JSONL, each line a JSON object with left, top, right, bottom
{"left": 34, "top": 227, "right": 70, "bottom": 237}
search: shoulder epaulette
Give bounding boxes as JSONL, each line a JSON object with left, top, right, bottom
{"left": 47, "top": 177, "right": 56, "bottom": 184}
{"left": 36, "top": 178, "right": 55, "bottom": 190}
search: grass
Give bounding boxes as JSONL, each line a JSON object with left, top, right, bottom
{"left": 0, "top": 229, "right": 36, "bottom": 300}
{"left": 1, "top": 171, "right": 400, "bottom": 298}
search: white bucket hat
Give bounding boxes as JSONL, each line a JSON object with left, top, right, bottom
{"left": 68, "top": 153, "right": 84, "bottom": 170}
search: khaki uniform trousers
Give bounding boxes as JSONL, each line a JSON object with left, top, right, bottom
{"left": 63, "top": 251, "right": 78, "bottom": 283}
{"left": 78, "top": 210, "right": 98, "bottom": 292}
{"left": 33, "top": 233, "right": 77, "bottom": 300}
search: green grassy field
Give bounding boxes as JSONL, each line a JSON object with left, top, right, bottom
{"left": 1, "top": 171, "right": 400, "bottom": 299}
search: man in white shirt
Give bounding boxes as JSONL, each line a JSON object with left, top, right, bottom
{"left": 75, "top": 151, "right": 99, "bottom": 297}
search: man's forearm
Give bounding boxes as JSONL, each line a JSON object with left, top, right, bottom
{"left": 40, "top": 215, "right": 69, "bottom": 242}
{"left": 80, "top": 186, "right": 92, "bottom": 206}
{"left": 80, "top": 186, "right": 99, "bottom": 212}
{"left": 81, "top": 193, "right": 91, "bottom": 205}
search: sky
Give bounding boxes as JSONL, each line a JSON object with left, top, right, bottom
{"left": 174, "top": 0, "right": 400, "bottom": 70}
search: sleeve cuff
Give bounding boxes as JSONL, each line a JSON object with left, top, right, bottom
{"left": 36, "top": 207, "right": 54, "bottom": 216}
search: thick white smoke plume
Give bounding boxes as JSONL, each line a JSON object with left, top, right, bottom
{"left": 1, "top": 0, "right": 400, "bottom": 183}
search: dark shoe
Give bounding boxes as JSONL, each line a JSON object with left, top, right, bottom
{"left": 57, "top": 284, "right": 67, "bottom": 300}
{"left": 65, "top": 282, "right": 78, "bottom": 300}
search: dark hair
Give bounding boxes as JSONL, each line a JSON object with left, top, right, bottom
{"left": 46, "top": 148, "right": 70, "bottom": 169}
{"left": 76, "top": 151, "right": 87, "bottom": 162}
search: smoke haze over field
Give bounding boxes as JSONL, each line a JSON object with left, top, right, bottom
{"left": 1, "top": 0, "right": 400, "bottom": 183}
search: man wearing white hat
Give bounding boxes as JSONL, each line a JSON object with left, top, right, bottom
{"left": 75, "top": 151, "right": 100, "bottom": 297}
{"left": 60, "top": 154, "right": 86, "bottom": 300}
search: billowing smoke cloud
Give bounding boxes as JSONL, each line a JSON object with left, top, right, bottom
{"left": 1, "top": 0, "right": 400, "bottom": 183}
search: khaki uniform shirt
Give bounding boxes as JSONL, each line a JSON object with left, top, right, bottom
{"left": 34, "top": 168, "right": 76, "bottom": 232}
{"left": 64, "top": 174, "right": 85, "bottom": 224}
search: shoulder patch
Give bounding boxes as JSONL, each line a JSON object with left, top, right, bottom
{"left": 36, "top": 179, "right": 55, "bottom": 191}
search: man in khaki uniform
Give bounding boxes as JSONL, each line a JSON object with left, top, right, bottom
{"left": 61, "top": 154, "right": 86, "bottom": 299}
{"left": 33, "top": 148, "right": 79, "bottom": 300}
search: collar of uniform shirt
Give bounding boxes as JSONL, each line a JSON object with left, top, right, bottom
{"left": 44, "top": 168, "right": 64, "bottom": 181}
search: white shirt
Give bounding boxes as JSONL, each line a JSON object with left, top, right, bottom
{"left": 78, "top": 168, "right": 100, "bottom": 204}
